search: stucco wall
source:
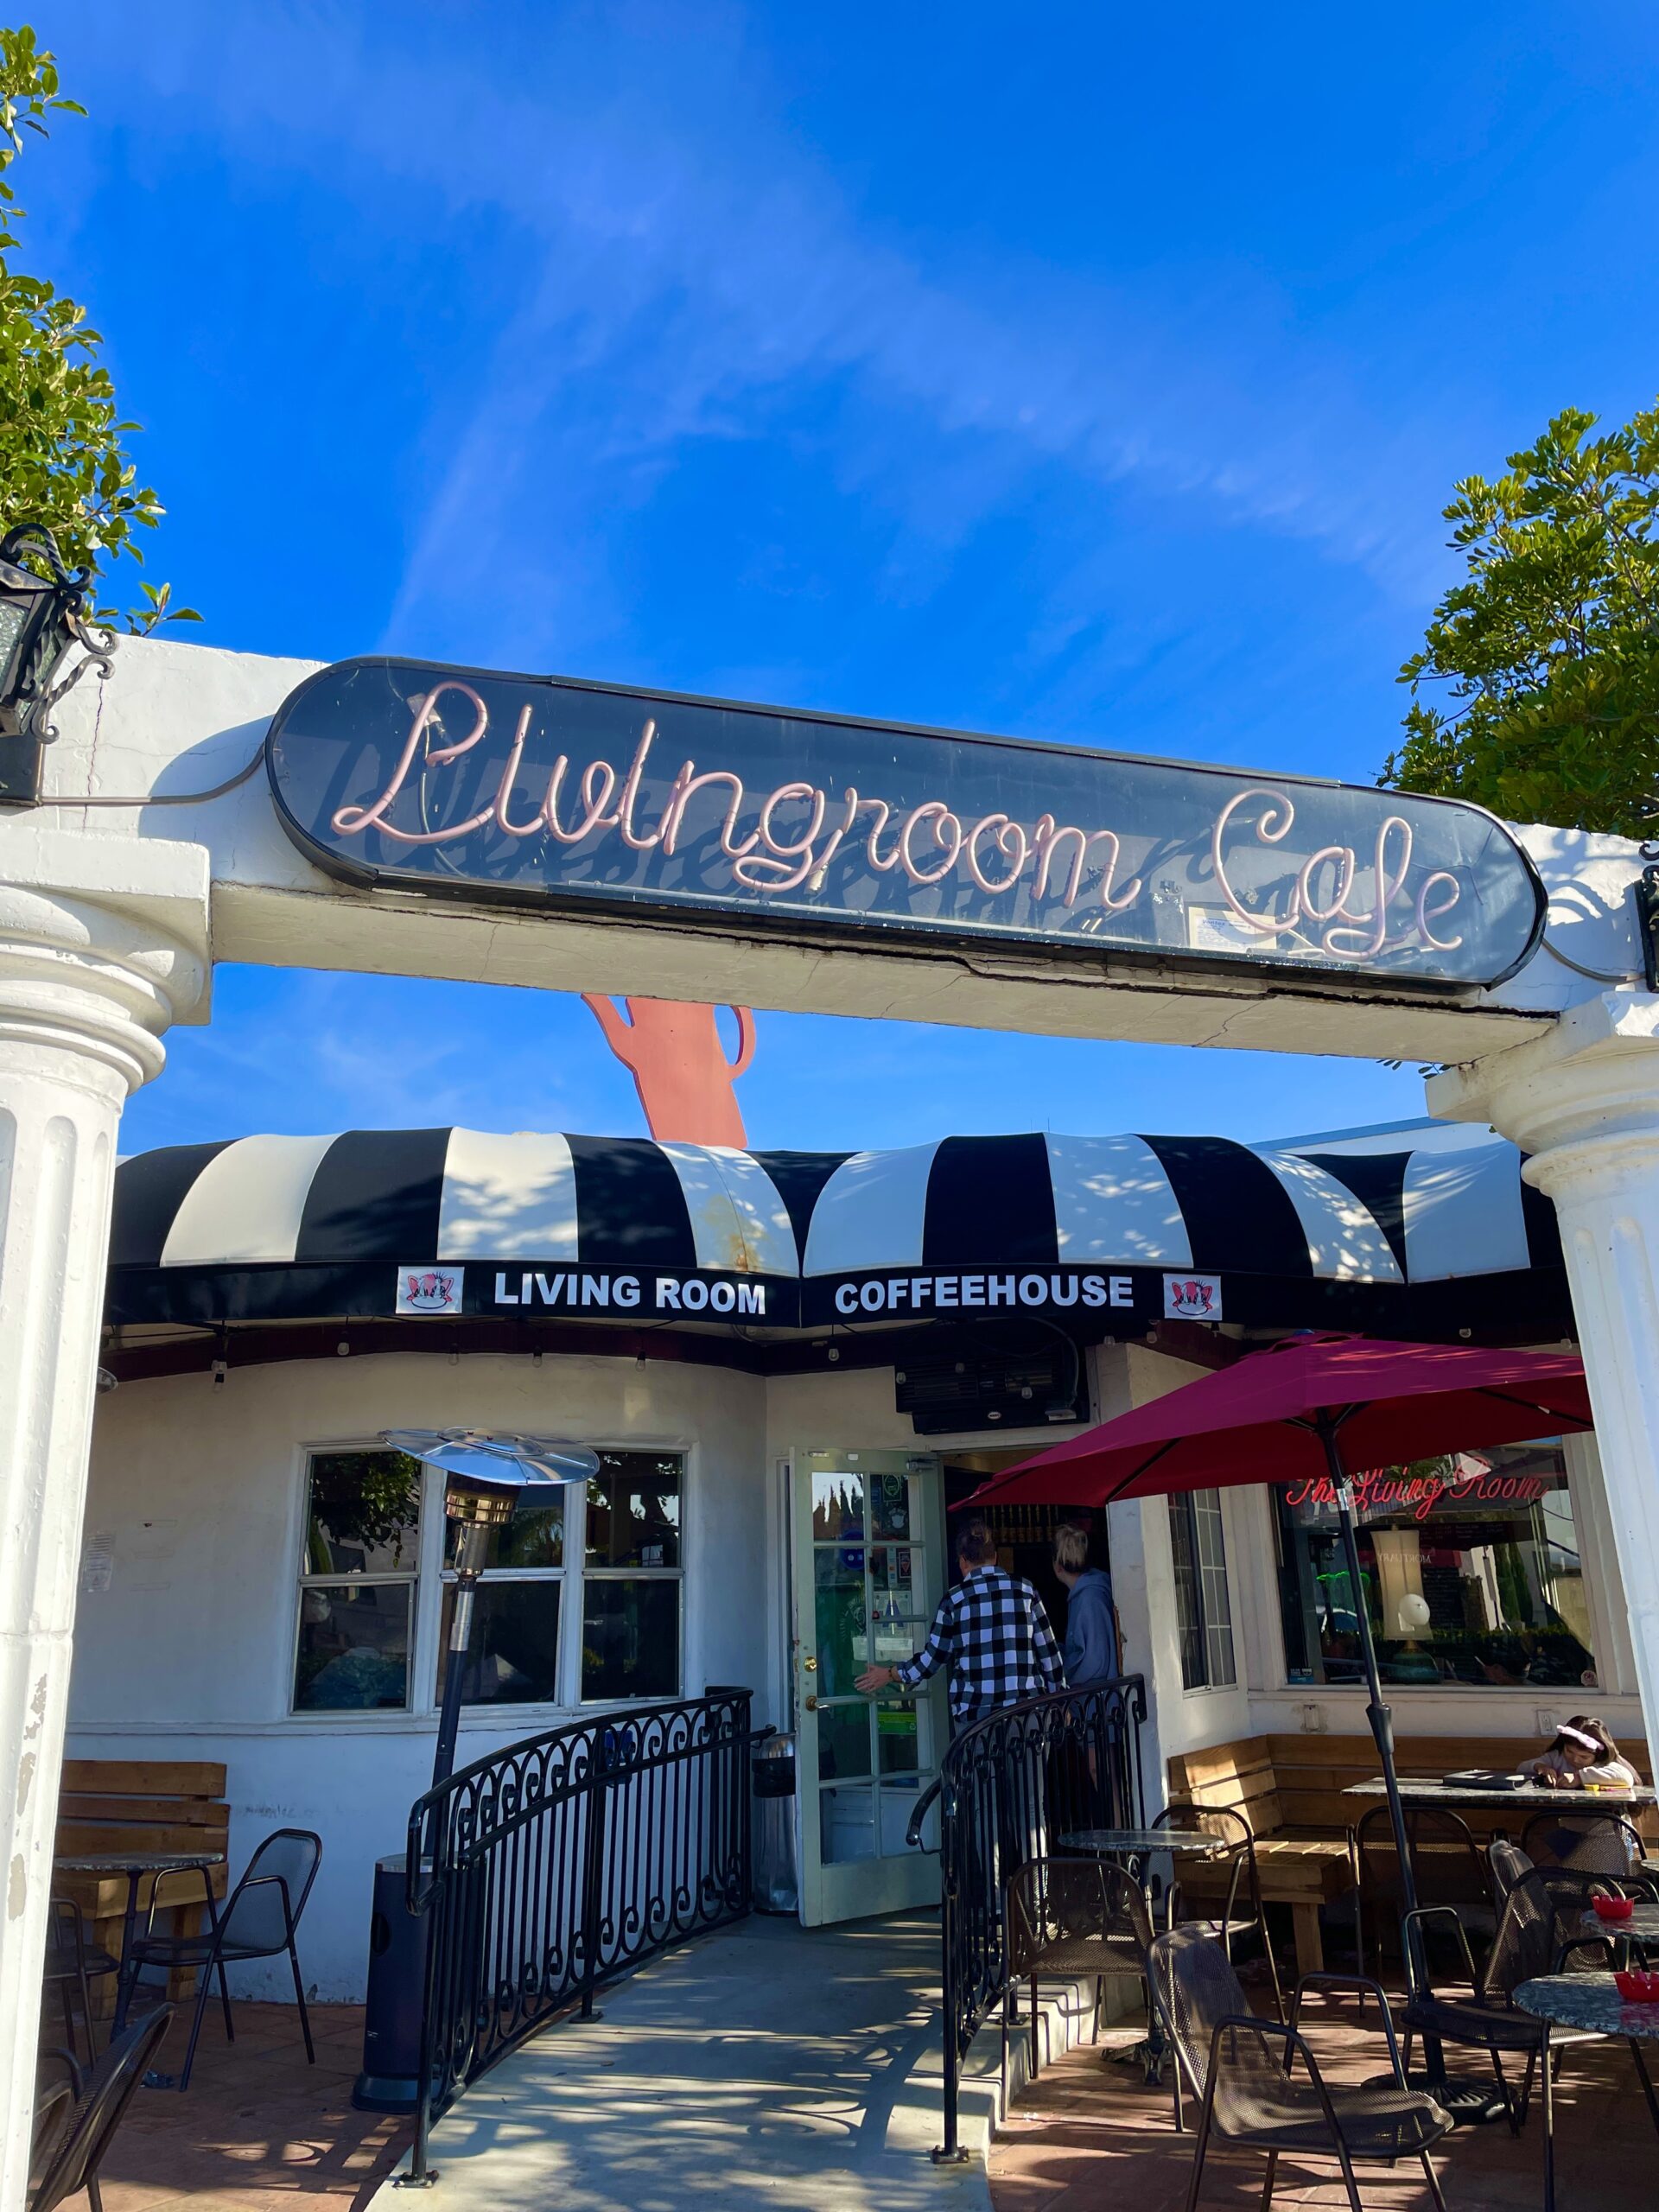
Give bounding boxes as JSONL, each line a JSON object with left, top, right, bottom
{"left": 68, "top": 1348, "right": 770, "bottom": 2000}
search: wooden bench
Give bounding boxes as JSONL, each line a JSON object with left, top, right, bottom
{"left": 1166, "top": 1738, "right": 1357, "bottom": 1978}
{"left": 53, "top": 1760, "right": 231, "bottom": 2016}
{"left": 1166, "top": 1732, "right": 1658, "bottom": 1977}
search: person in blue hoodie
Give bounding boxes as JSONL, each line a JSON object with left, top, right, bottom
{"left": 1053, "top": 1521, "right": 1119, "bottom": 1685}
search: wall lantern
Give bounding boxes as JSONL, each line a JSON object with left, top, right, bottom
{"left": 381, "top": 1429, "right": 601, "bottom": 1786}
{"left": 0, "top": 525, "right": 116, "bottom": 805}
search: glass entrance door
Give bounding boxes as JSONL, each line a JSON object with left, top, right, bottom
{"left": 789, "top": 1447, "right": 947, "bottom": 1925}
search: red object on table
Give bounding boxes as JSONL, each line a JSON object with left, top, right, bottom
{"left": 1614, "top": 1968, "right": 1659, "bottom": 2001}
{"left": 971, "top": 1333, "right": 1592, "bottom": 1505}
{"left": 1596, "top": 1895, "right": 1637, "bottom": 1921}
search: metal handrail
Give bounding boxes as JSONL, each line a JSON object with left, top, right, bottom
{"left": 402, "top": 1687, "right": 753, "bottom": 2183}
{"left": 912, "top": 1676, "right": 1148, "bottom": 2160}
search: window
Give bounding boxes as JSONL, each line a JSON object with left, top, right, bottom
{"left": 582, "top": 1452, "right": 683, "bottom": 1701}
{"left": 1168, "top": 1489, "right": 1236, "bottom": 1691}
{"left": 436, "top": 1495, "right": 566, "bottom": 1707}
{"left": 1274, "top": 1440, "right": 1593, "bottom": 1690}
{"left": 294, "top": 1449, "right": 423, "bottom": 1712}
{"left": 293, "top": 1442, "right": 684, "bottom": 1716}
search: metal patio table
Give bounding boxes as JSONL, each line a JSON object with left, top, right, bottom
{"left": 1513, "top": 1973, "right": 1659, "bottom": 2193}
{"left": 1058, "top": 1825, "right": 1230, "bottom": 1863}
{"left": 1344, "top": 1777, "right": 1656, "bottom": 1816}
{"left": 54, "top": 1850, "right": 226, "bottom": 2032}
{"left": 1058, "top": 1827, "right": 1230, "bottom": 2086}
{"left": 1578, "top": 1901, "right": 1659, "bottom": 1961}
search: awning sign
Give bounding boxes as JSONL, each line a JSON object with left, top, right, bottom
{"left": 397, "top": 1265, "right": 464, "bottom": 1315}
{"left": 266, "top": 658, "right": 1545, "bottom": 993}
{"left": 1164, "top": 1273, "right": 1222, "bottom": 1320}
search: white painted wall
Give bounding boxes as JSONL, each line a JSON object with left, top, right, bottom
{"left": 67, "top": 1349, "right": 770, "bottom": 2000}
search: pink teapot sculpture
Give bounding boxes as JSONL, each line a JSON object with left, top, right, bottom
{"left": 582, "top": 995, "right": 757, "bottom": 1147}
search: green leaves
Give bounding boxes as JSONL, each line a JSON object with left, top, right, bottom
{"left": 0, "top": 29, "right": 195, "bottom": 632}
{"left": 1382, "top": 404, "right": 1659, "bottom": 839}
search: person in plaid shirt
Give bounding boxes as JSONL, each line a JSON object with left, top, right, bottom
{"left": 855, "top": 1516, "right": 1065, "bottom": 1726}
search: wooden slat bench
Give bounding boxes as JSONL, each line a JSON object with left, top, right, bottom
{"left": 1166, "top": 1732, "right": 1659, "bottom": 1979}
{"left": 1166, "top": 1738, "right": 1357, "bottom": 1977}
{"left": 53, "top": 1759, "right": 231, "bottom": 2016}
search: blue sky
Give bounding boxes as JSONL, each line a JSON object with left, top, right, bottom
{"left": 35, "top": 3, "right": 1659, "bottom": 1152}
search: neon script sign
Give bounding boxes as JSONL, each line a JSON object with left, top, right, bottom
{"left": 265, "top": 658, "right": 1546, "bottom": 988}
{"left": 1283, "top": 1468, "right": 1553, "bottom": 1524}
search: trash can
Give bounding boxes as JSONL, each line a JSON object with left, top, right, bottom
{"left": 352, "top": 1853, "right": 430, "bottom": 2113}
{"left": 752, "top": 1730, "right": 798, "bottom": 1915}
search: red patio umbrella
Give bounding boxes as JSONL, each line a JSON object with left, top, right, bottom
{"left": 972, "top": 1335, "right": 1594, "bottom": 1929}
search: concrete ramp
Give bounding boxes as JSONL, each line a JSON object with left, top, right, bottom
{"left": 365, "top": 1911, "right": 1074, "bottom": 2209}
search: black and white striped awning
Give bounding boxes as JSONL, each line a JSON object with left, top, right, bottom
{"left": 105, "top": 1122, "right": 1564, "bottom": 1337}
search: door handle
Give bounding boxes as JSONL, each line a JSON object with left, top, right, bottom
{"left": 804, "top": 1695, "right": 818, "bottom": 1711}
{"left": 802, "top": 1656, "right": 817, "bottom": 1673}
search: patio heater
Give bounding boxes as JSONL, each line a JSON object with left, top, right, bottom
{"left": 383, "top": 1429, "right": 601, "bottom": 1787}
{"left": 352, "top": 1429, "right": 600, "bottom": 2114}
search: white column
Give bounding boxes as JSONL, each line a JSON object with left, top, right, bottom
{"left": 0, "top": 842, "right": 207, "bottom": 2212}
{"left": 1429, "top": 993, "right": 1659, "bottom": 1774}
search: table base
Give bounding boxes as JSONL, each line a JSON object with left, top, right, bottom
{"left": 1362, "top": 2069, "right": 1509, "bottom": 2125}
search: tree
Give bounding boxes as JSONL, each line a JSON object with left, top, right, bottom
{"left": 1381, "top": 403, "right": 1659, "bottom": 841}
{"left": 0, "top": 25, "right": 194, "bottom": 629}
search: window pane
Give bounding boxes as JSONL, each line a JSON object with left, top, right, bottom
{"left": 811, "top": 1470, "right": 865, "bottom": 1542}
{"left": 877, "top": 1700, "right": 921, "bottom": 1776}
{"left": 582, "top": 1578, "right": 680, "bottom": 1700}
{"left": 821, "top": 1783, "right": 877, "bottom": 1863}
{"left": 1167, "top": 1494, "right": 1207, "bottom": 1690}
{"left": 814, "top": 1546, "right": 868, "bottom": 1696}
{"left": 443, "top": 1503, "right": 563, "bottom": 1572}
{"left": 586, "top": 1452, "right": 681, "bottom": 1569}
{"left": 438, "top": 1580, "right": 563, "bottom": 1705}
{"left": 816, "top": 1701, "right": 872, "bottom": 1783}
{"left": 1193, "top": 1492, "right": 1236, "bottom": 1688}
{"left": 294, "top": 1584, "right": 411, "bottom": 1710}
{"left": 1273, "top": 1441, "right": 1592, "bottom": 1689}
{"left": 303, "top": 1450, "right": 423, "bottom": 1576}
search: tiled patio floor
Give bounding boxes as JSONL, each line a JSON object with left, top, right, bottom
{"left": 94, "top": 2003, "right": 410, "bottom": 2212}
{"left": 989, "top": 1992, "right": 1653, "bottom": 2212}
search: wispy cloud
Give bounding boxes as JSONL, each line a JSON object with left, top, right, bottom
{"left": 67, "top": 0, "right": 1469, "bottom": 689}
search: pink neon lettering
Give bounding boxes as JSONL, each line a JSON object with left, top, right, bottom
{"left": 899, "top": 802, "right": 963, "bottom": 886}
{"left": 733, "top": 782, "right": 828, "bottom": 893}
{"left": 327, "top": 704, "right": 1469, "bottom": 963}
{"left": 615, "top": 721, "right": 664, "bottom": 851}
{"left": 332, "top": 682, "right": 496, "bottom": 843}
{"left": 658, "top": 762, "right": 761, "bottom": 861}
{"left": 965, "top": 812, "right": 1028, "bottom": 893}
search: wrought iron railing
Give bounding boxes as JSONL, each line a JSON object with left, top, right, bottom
{"left": 403, "top": 1687, "right": 753, "bottom": 2181}
{"left": 905, "top": 1675, "right": 1147, "bottom": 2158}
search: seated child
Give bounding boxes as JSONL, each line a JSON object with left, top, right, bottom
{"left": 1524, "top": 1716, "right": 1639, "bottom": 1792}
{"left": 1523, "top": 1716, "right": 1641, "bottom": 1871}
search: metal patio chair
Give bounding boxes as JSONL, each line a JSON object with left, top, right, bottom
{"left": 118, "top": 1827, "right": 321, "bottom": 2092}
{"left": 1521, "top": 1808, "right": 1659, "bottom": 1895}
{"left": 1400, "top": 1866, "right": 1653, "bottom": 2208}
{"left": 1356, "top": 1802, "right": 1491, "bottom": 1980}
{"left": 29, "top": 2005, "right": 174, "bottom": 2212}
{"left": 1149, "top": 1923, "right": 1451, "bottom": 2212}
{"left": 1004, "top": 1857, "right": 1155, "bottom": 2106}
{"left": 41, "top": 1898, "right": 120, "bottom": 2064}
{"left": 1154, "top": 1802, "right": 1285, "bottom": 2020}
{"left": 1490, "top": 1837, "right": 1640, "bottom": 1962}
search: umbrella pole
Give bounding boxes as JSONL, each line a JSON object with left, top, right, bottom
{"left": 1329, "top": 1481, "right": 1420, "bottom": 1917}
{"left": 1322, "top": 1428, "right": 1506, "bottom": 2122}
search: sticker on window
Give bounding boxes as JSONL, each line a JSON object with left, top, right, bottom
{"left": 396, "top": 1265, "right": 465, "bottom": 1316}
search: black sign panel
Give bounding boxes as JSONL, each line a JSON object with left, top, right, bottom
{"left": 265, "top": 657, "right": 1546, "bottom": 990}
